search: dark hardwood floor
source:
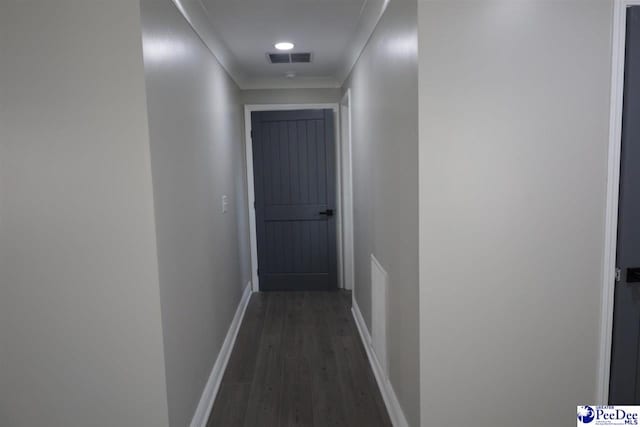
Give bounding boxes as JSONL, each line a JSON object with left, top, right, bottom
{"left": 207, "top": 291, "right": 392, "bottom": 427}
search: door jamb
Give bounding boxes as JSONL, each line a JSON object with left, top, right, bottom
{"left": 599, "top": 0, "right": 640, "bottom": 404}
{"left": 340, "top": 90, "right": 355, "bottom": 293}
{"left": 243, "top": 103, "right": 345, "bottom": 292}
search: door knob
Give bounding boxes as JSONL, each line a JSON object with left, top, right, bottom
{"left": 319, "top": 209, "right": 334, "bottom": 217}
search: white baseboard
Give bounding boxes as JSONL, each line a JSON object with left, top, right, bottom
{"left": 190, "top": 282, "right": 253, "bottom": 427}
{"left": 352, "top": 296, "right": 410, "bottom": 427}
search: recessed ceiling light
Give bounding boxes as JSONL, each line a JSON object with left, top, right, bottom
{"left": 285, "top": 72, "right": 296, "bottom": 79}
{"left": 274, "top": 42, "right": 294, "bottom": 51}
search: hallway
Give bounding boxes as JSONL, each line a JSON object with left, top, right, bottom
{"left": 0, "top": 1, "right": 619, "bottom": 426}
{"left": 207, "top": 292, "right": 392, "bottom": 427}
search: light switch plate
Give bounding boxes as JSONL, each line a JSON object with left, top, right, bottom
{"left": 222, "top": 195, "right": 229, "bottom": 213}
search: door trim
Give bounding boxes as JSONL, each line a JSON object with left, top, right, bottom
{"left": 341, "top": 90, "right": 355, "bottom": 292}
{"left": 243, "top": 103, "right": 345, "bottom": 292}
{"left": 599, "top": 0, "right": 640, "bottom": 404}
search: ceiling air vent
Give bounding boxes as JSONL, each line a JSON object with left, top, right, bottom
{"left": 268, "top": 53, "right": 291, "bottom": 64}
{"left": 267, "top": 52, "right": 313, "bottom": 64}
{"left": 291, "top": 53, "right": 312, "bottom": 63}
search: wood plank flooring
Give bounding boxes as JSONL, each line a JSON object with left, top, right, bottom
{"left": 207, "top": 291, "right": 392, "bottom": 427}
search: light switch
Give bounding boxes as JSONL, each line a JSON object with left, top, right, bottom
{"left": 222, "top": 195, "right": 229, "bottom": 213}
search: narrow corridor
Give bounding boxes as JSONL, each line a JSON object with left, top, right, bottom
{"left": 207, "top": 291, "right": 392, "bottom": 426}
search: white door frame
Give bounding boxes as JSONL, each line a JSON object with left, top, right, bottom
{"left": 598, "top": 0, "right": 640, "bottom": 404}
{"left": 243, "top": 102, "right": 351, "bottom": 292}
{"left": 340, "top": 90, "right": 355, "bottom": 294}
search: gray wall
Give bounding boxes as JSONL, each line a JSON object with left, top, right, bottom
{"left": 0, "top": 1, "right": 170, "bottom": 426}
{"left": 341, "top": 0, "right": 420, "bottom": 424}
{"left": 418, "top": 1, "right": 612, "bottom": 426}
{"left": 241, "top": 88, "right": 342, "bottom": 105}
{"left": 140, "top": 1, "right": 251, "bottom": 426}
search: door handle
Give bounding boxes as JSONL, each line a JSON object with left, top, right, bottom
{"left": 319, "top": 209, "right": 334, "bottom": 217}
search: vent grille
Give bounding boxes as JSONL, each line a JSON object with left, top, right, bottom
{"left": 268, "top": 53, "right": 291, "bottom": 64}
{"left": 267, "top": 52, "right": 313, "bottom": 64}
{"left": 291, "top": 53, "right": 312, "bottom": 63}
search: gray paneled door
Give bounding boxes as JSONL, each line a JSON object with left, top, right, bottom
{"left": 610, "top": 6, "right": 640, "bottom": 404}
{"left": 251, "top": 109, "right": 337, "bottom": 291}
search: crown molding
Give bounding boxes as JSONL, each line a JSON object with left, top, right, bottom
{"left": 171, "top": 0, "right": 248, "bottom": 87}
{"left": 336, "top": 0, "right": 391, "bottom": 84}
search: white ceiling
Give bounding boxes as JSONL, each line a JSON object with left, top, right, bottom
{"left": 183, "top": 0, "right": 389, "bottom": 89}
